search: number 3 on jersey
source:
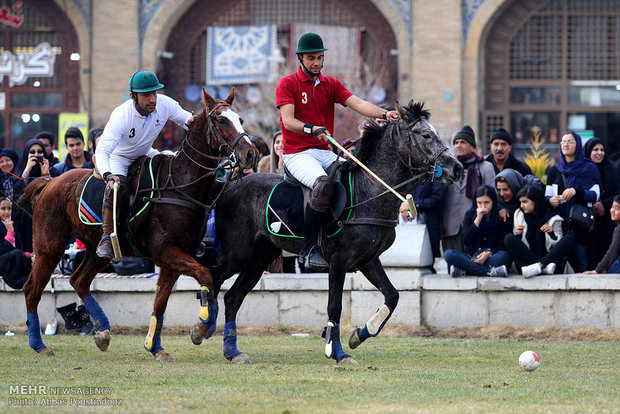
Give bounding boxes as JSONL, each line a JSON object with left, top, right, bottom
{"left": 301, "top": 92, "right": 308, "bottom": 104}
{"left": 129, "top": 128, "right": 135, "bottom": 138}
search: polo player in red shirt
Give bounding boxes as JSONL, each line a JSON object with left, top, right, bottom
{"left": 275, "top": 32, "right": 399, "bottom": 271}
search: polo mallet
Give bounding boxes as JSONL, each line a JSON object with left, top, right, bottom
{"left": 110, "top": 182, "right": 123, "bottom": 262}
{"left": 328, "top": 137, "right": 417, "bottom": 218}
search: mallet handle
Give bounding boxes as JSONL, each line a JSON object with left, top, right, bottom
{"left": 111, "top": 182, "right": 123, "bottom": 262}
{"left": 329, "top": 137, "right": 417, "bottom": 218}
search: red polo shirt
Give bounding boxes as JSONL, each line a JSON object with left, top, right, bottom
{"left": 275, "top": 66, "right": 353, "bottom": 154}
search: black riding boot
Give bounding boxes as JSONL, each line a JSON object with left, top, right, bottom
{"left": 298, "top": 206, "right": 329, "bottom": 271}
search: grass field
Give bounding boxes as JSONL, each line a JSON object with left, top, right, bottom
{"left": 1, "top": 333, "right": 619, "bottom": 413}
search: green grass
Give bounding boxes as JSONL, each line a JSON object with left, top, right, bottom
{"left": 1, "top": 334, "right": 618, "bottom": 413}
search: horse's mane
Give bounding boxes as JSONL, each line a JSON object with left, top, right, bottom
{"left": 344, "top": 101, "right": 430, "bottom": 168}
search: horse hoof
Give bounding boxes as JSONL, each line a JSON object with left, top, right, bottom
{"left": 337, "top": 356, "right": 358, "bottom": 365}
{"left": 348, "top": 328, "right": 363, "bottom": 349}
{"left": 38, "top": 347, "right": 55, "bottom": 356}
{"left": 190, "top": 323, "right": 209, "bottom": 345}
{"left": 94, "top": 330, "right": 110, "bottom": 352}
{"left": 154, "top": 350, "right": 173, "bottom": 361}
{"left": 231, "top": 353, "right": 251, "bottom": 364}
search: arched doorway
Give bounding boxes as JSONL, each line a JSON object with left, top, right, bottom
{"left": 156, "top": 0, "right": 398, "bottom": 149}
{"left": 482, "top": 0, "right": 620, "bottom": 161}
{"left": 0, "top": 0, "right": 80, "bottom": 151}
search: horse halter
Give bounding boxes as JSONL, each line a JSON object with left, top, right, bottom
{"left": 392, "top": 120, "right": 449, "bottom": 181}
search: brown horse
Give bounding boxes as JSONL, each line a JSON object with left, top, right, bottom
{"left": 21, "top": 88, "right": 258, "bottom": 360}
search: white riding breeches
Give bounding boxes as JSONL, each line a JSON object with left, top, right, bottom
{"left": 282, "top": 148, "right": 342, "bottom": 188}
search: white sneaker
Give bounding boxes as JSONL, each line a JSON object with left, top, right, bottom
{"left": 543, "top": 263, "right": 556, "bottom": 275}
{"left": 450, "top": 266, "right": 465, "bottom": 277}
{"left": 522, "top": 263, "right": 542, "bottom": 278}
{"left": 489, "top": 265, "right": 507, "bottom": 277}
{"left": 44, "top": 318, "right": 57, "bottom": 335}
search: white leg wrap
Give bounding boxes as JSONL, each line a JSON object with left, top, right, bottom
{"left": 324, "top": 321, "right": 334, "bottom": 358}
{"left": 366, "top": 305, "right": 390, "bottom": 336}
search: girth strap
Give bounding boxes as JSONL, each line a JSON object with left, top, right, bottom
{"left": 141, "top": 196, "right": 204, "bottom": 212}
{"left": 343, "top": 218, "right": 397, "bottom": 227}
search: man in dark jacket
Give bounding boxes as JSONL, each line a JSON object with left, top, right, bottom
{"left": 485, "top": 128, "right": 533, "bottom": 176}
{"left": 50, "top": 127, "right": 92, "bottom": 177}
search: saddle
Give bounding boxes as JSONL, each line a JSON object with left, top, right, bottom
{"left": 265, "top": 163, "right": 351, "bottom": 239}
{"left": 77, "top": 155, "right": 166, "bottom": 227}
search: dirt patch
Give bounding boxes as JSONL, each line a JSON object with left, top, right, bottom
{"left": 3, "top": 322, "right": 618, "bottom": 341}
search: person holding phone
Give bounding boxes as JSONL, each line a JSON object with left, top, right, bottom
{"left": 14, "top": 138, "right": 50, "bottom": 184}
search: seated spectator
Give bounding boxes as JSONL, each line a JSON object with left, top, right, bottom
{"left": 504, "top": 185, "right": 574, "bottom": 277}
{"left": 444, "top": 185, "right": 511, "bottom": 277}
{"left": 14, "top": 138, "right": 50, "bottom": 184}
{"left": 34, "top": 131, "right": 59, "bottom": 167}
{"left": 585, "top": 195, "right": 620, "bottom": 274}
{"left": 495, "top": 168, "right": 524, "bottom": 226}
{"left": 584, "top": 138, "right": 620, "bottom": 263}
{"left": 0, "top": 148, "right": 24, "bottom": 198}
{"left": 545, "top": 131, "right": 601, "bottom": 272}
{"left": 0, "top": 197, "right": 31, "bottom": 289}
{"left": 50, "top": 127, "right": 92, "bottom": 177}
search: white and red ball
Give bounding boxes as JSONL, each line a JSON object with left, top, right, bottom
{"left": 519, "top": 350, "right": 540, "bottom": 371}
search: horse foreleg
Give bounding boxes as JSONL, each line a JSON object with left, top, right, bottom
{"left": 154, "top": 246, "right": 217, "bottom": 346}
{"left": 143, "top": 267, "right": 179, "bottom": 361}
{"left": 349, "top": 257, "right": 398, "bottom": 350}
{"left": 70, "top": 251, "right": 113, "bottom": 351}
{"left": 323, "top": 259, "right": 357, "bottom": 365}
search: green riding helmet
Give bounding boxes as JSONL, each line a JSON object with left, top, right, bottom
{"left": 128, "top": 70, "right": 164, "bottom": 93}
{"left": 295, "top": 32, "right": 328, "bottom": 54}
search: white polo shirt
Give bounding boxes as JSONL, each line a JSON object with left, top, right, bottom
{"left": 96, "top": 94, "right": 191, "bottom": 175}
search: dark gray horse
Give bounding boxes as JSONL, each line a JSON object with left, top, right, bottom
{"left": 192, "top": 101, "right": 462, "bottom": 364}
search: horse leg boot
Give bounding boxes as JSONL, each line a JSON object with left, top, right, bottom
{"left": 96, "top": 176, "right": 126, "bottom": 259}
{"left": 298, "top": 176, "right": 335, "bottom": 271}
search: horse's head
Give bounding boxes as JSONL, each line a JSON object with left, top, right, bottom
{"left": 195, "top": 87, "right": 258, "bottom": 170}
{"left": 394, "top": 101, "right": 462, "bottom": 185}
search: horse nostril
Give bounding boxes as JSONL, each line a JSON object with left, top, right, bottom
{"left": 453, "top": 163, "right": 463, "bottom": 179}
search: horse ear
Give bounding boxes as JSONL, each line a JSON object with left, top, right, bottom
{"left": 395, "top": 102, "right": 408, "bottom": 121}
{"left": 225, "top": 87, "right": 235, "bottom": 105}
{"left": 202, "top": 88, "right": 216, "bottom": 108}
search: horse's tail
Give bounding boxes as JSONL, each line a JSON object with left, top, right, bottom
{"left": 18, "top": 178, "right": 51, "bottom": 211}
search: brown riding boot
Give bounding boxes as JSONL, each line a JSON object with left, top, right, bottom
{"left": 96, "top": 184, "right": 115, "bottom": 259}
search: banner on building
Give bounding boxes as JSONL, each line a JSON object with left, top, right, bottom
{"left": 58, "top": 113, "right": 88, "bottom": 161}
{"left": 206, "top": 25, "right": 277, "bottom": 85}
{"left": 0, "top": 42, "right": 55, "bottom": 87}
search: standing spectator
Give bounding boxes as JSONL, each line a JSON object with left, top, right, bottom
{"left": 84, "top": 127, "right": 104, "bottom": 169}
{"left": 485, "top": 128, "right": 533, "bottom": 176}
{"left": 50, "top": 127, "right": 93, "bottom": 177}
{"left": 14, "top": 138, "right": 51, "bottom": 185}
{"left": 400, "top": 178, "right": 446, "bottom": 272}
{"left": 269, "top": 130, "right": 284, "bottom": 174}
{"left": 545, "top": 131, "right": 601, "bottom": 272}
{"left": 444, "top": 185, "right": 511, "bottom": 277}
{"left": 0, "top": 148, "right": 24, "bottom": 199}
{"left": 585, "top": 195, "right": 620, "bottom": 274}
{"left": 0, "top": 197, "right": 31, "bottom": 290}
{"left": 442, "top": 126, "right": 495, "bottom": 252}
{"left": 584, "top": 138, "right": 620, "bottom": 263}
{"left": 34, "top": 131, "right": 59, "bottom": 168}
{"left": 505, "top": 185, "right": 574, "bottom": 277}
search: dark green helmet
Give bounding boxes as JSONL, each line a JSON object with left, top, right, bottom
{"left": 295, "top": 32, "right": 327, "bottom": 54}
{"left": 128, "top": 70, "right": 164, "bottom": 93}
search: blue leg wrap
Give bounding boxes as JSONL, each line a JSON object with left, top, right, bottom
{"left": 223, "top": 321, "right": 242, "bottom": 361}
{"left": 199, "top": 286, "right": 218, "bottom": 339}
{"left": 332, "top": 339, "right": 348, "bottom": 362}
{"left": 145, "top": 314, "right": 164, "bottom": 356}
{"left": 360, "top": 325, "right": 371, "bottom": 340}
{"left": 27, "top": 313, "right": 46, "bottom": 353}
{"left": 83, "top": 294, "right": 110, "bottom": 331}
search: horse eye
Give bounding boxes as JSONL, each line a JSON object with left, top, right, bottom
{"left": 422, "top": 132, "right": 432, "bottom": 139}
{"left": 239, "top": 118, "right": 244, "bottom": 125}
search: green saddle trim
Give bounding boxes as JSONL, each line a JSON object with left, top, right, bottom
{"left": 265, "top": 171, "right": 353, "bottom": 239}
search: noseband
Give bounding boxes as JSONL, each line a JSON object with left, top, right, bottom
{"left": 392, "top": 120, "right": 449, "bottom": 180}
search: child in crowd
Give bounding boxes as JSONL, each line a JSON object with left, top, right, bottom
{"left": 444, "top": 185, "right": 511, "bottom": 277}
{"left": 0, "top": 197, "right": 31, "bottom": 289}
{"left": 504, "top": 185, "right": 574, "bottom": 277}
{"left": 585, "top": 195, "right": 620, "bottom": 274}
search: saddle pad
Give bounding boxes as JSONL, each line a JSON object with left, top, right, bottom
{"left": 78, "top": 159, "right": 156, "bottom": 226}
{"left": 266, "top": 171, "right": 353, "bottom": 239}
